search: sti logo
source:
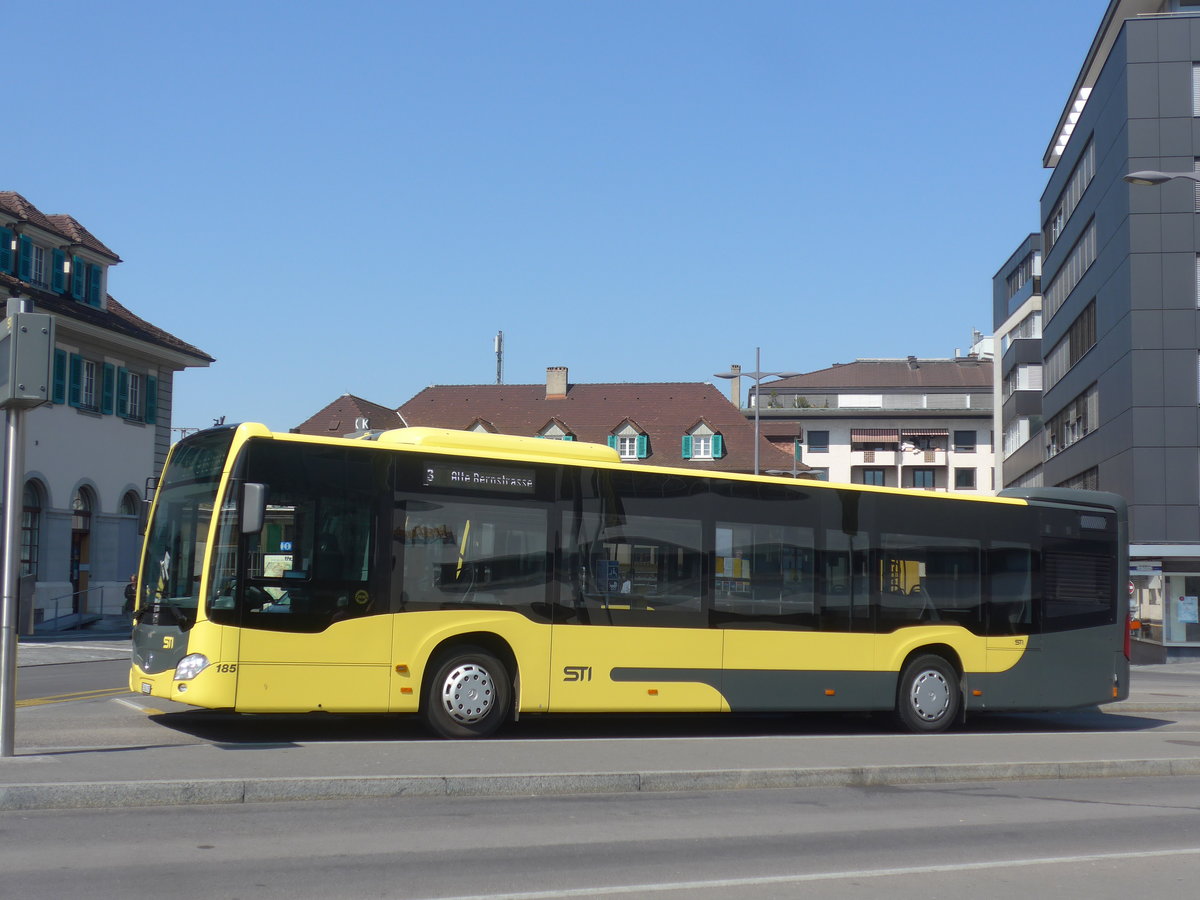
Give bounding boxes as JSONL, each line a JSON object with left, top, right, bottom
{"left": 562, "top": 666, "right": 593, "bottom": 682}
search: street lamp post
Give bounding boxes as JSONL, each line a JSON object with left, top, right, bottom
{"left": 714, "top": 347, "right": 799, "bottom": 476}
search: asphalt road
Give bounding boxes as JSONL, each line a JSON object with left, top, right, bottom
{"left": 15, "top": 657, "right": 128, "bottom": 703}
{"left": 6, "top": 641, "right": 1200, "bottom": 815}
{"left": 2, "top": 776, "right": 1198, "bottom": 899}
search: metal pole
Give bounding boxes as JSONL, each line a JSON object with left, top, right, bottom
{"left": 753, "top": 347, "right": 761, "bottom": 476}
{"left": 0, "top": 406, "right": 25, "bottom": 757}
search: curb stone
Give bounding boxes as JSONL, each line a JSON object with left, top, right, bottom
{"left": 5, "top": 758, "right": 1200, "bottom": 811}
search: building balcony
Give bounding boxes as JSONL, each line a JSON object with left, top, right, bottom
{"left": 851, "top": 449, "right": 897, "bottom": 466}
{"left": 900, "top": 448, "right": 946, "bottom": 467}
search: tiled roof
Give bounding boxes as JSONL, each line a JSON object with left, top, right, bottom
{"left": 294, "top": 394, "right": 406, "bottom": 436}
{"left": 0, "top": 192, "right": 120, "bottom": 261}
{"left": 769, "top": 358, "right": 993, "bottom": 391}
{"left": 43, "top": 214, "right": 121, "bottom": 261}
{"left": 0, "top": 270, "right": 215, "bottom": 364}
{"left": 2, "top": 190, "right": 208, "bottom": 363}
{"left": 394, "top": 380, "right": 800, "bottom": 473}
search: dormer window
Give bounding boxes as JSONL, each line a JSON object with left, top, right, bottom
{"left": 682, "top": 422, "right": 723, "bottom": 460}
{"left": 69, "top": 256, "right": 103, "bottom": 306}
{"left": 608, "top": 422, "right": 647, "bottom": 460}
{"left": 537, "top": 420, "right": 575, "bottom": 441}
{"left": 466, "top": 417, "right": 498, "bottom": 434}
{"left": 30, "top": 243, "right": 47, "bottom": 288}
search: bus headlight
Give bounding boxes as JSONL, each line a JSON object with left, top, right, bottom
{"left": 175, "top": 654, "right": 210, "bottom": 681}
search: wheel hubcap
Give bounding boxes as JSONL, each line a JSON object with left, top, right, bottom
{"left": 440, "top": 662, "right": 496, "bottom": 724}
{"left": 909, "top": 669, "right": 950, "bottom": 722}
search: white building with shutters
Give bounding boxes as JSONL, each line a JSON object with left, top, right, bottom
{"left": 1, "top": 191, "right": 212, "bottom": 627}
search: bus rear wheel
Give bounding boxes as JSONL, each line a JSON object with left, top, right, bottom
{"left": 422, "top": 646, "right": 511, "bottom": 739}
{"left": 894, "top": 654, "right": 960, "bottom": 734}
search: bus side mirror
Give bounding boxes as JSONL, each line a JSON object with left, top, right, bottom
{"left": 138, "top": 499, "right": 151, "bottom": 536}
{"left": 242, "top": 482, "right": 267, "bottom": 534}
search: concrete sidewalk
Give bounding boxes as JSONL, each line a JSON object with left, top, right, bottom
{"left": 4, "top": 639, "right": 1200, "bottom": 811}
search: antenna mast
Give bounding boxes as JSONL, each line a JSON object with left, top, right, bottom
{"left": 494, "top": 331, "right": 504, "bottom": 384}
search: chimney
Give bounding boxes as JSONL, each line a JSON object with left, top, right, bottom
{"left": 728, "top": 364, "right": 742, "bottom": 408}
{"left": 546, "top": 366, "right": 568, "bottom": 399}
{"left": 906, "top": 355, "right": 919, "bottom": 370}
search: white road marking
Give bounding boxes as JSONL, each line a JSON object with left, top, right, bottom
{"left": 414, "top": 847, "right": 1200, "bottom": 899}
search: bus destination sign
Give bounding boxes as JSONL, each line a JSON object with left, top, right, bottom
{"left": 422, "top": 461, "right": 535, "bottom": 495}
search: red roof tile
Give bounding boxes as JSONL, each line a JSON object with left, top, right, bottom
{"left": 394, "top": 380, "right": 801, "bottom": 473}
{"left": 294, "top": 394, "right": 406, "bottom": 436}
{"left": 0, "top": 193, "right": 120, "bottom": 261}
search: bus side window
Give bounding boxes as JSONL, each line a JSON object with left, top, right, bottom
{"left": 818, "top": 531, "right": 870, "bottom": 632}
{"left": 988, "top": 545, "right": 1033, "bottom": 634}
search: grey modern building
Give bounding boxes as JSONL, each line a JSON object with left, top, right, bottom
{"left": 994, "top": 0, "right": 1200, "bottom": 661}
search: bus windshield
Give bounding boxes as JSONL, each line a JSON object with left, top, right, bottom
{"left": 137, "top": 428, "right": 235, "bottom": 627}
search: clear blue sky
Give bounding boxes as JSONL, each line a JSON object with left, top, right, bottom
{"left": 9, "top": 0, "right": 1101, "bottom": 434}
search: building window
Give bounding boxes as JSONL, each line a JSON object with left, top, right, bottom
{"left": 21, "top": 482, "right": 42, "bottom": 578}
{"left": 119, "top": 490, "right": 141, "bottom": 516}
{"left": 807, "top": 430, "right": 829, "bottom": 453}
{"left": 0, "top": 226, "right": 12, "bottom": 274}
{"left": 1043, "top": 139, "right": 1095, "bottom": 254}
{"left": 1003, "top": 364, "right": 1043, "bottom": 397}
{"left": 859, "top": 469, "right": 886, "bottom": 487}
{"left": 120, "top": 370, "right": 143, "bottom": 420}
{"left": 805, "top": 468, "right": 829, "bottom": 481}
{"left": 953, "top": 430, "right": 976, "bottom": 452}
{"left": 682, "top": 427, "right": 723, "bottom": 460}
{"left": 116, "top": 368, "right": 157, "bottom": 422}
{"left": 30, "top": 244, "right": 47, "bottom": 288}
{"left": 954, "top": 468, "right": 977, "bottom": 490}
{"left": 911, "top": 469, "right": 935, "bottom": 490}
{"left": 1058, "top": 467, "right": 1099, "bottom": 491}
{"left": 1046, "top": 383, "right": 1099, "bottom": 458}
{"left": 1006, "top": 251, "right": 1040, "bottom": 299}
{"left": 1001, "top": 311, "right": 1043, "bottom": 354}
{"left": 81, "top": 360, "right": 97, "bottom": 410}
{"left": 1044, "top": 300, "right": 1096, "bottom": 389}
{"left": 609, "top": 428, "right": 648, "bottom": 460}
{"left": 1043, "top": 218, "right": 1097, "bottom": 321}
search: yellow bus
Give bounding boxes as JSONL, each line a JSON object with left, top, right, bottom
{"left": 130, "top": 423, "right": 1130, "bottom": 738}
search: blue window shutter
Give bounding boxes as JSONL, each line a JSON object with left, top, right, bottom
{"left": 101, "top": 364, "right": 115, "bottom": 414}
{"left": 146, "top": 375, "right": 158, "bottom": 424}
{"left": 71, "top": 257, "right": 85, "bottom": 299}
{"left": 52, "top": 349, "right": 67, "bottom": 404}
{"left": 793, "top": 439, "right": 802, "bottom": 461}
{"left": 681, "top": 435, "right": 693, "bottom": 459}
{"left": 607, "top": 435, "right": 617, "bottom": 450}
{"left": 117, "top": 368, "right": 129, "bottom": 417}
{"left": 87, "top": 264, "right": 102, "bottom": 306}
{"left": 563, "top": 434, "right": 574, "bottom": 441}
{"left": 0, "top": 227, "right": 12, "bottom": 273}
{"left": 51, "top": 249, "right": 66, "bottom": 292}
{"left": 636, "top": 434, "right": 648, "bottom": 459}
{"left": 712, "top": 434, "right": 724, "bottom": 458}
{"left": 17, "top": 236, "right": 32, "bottom": 281}
{"left": 68, "top": 354, "right": 83, "bottom": 407}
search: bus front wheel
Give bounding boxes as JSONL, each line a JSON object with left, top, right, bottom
{"left": 894, "top": 654, "right": 960, "bottom": 734}
{"left": 422, "top": 646, "right": 512, "bottom": 739}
